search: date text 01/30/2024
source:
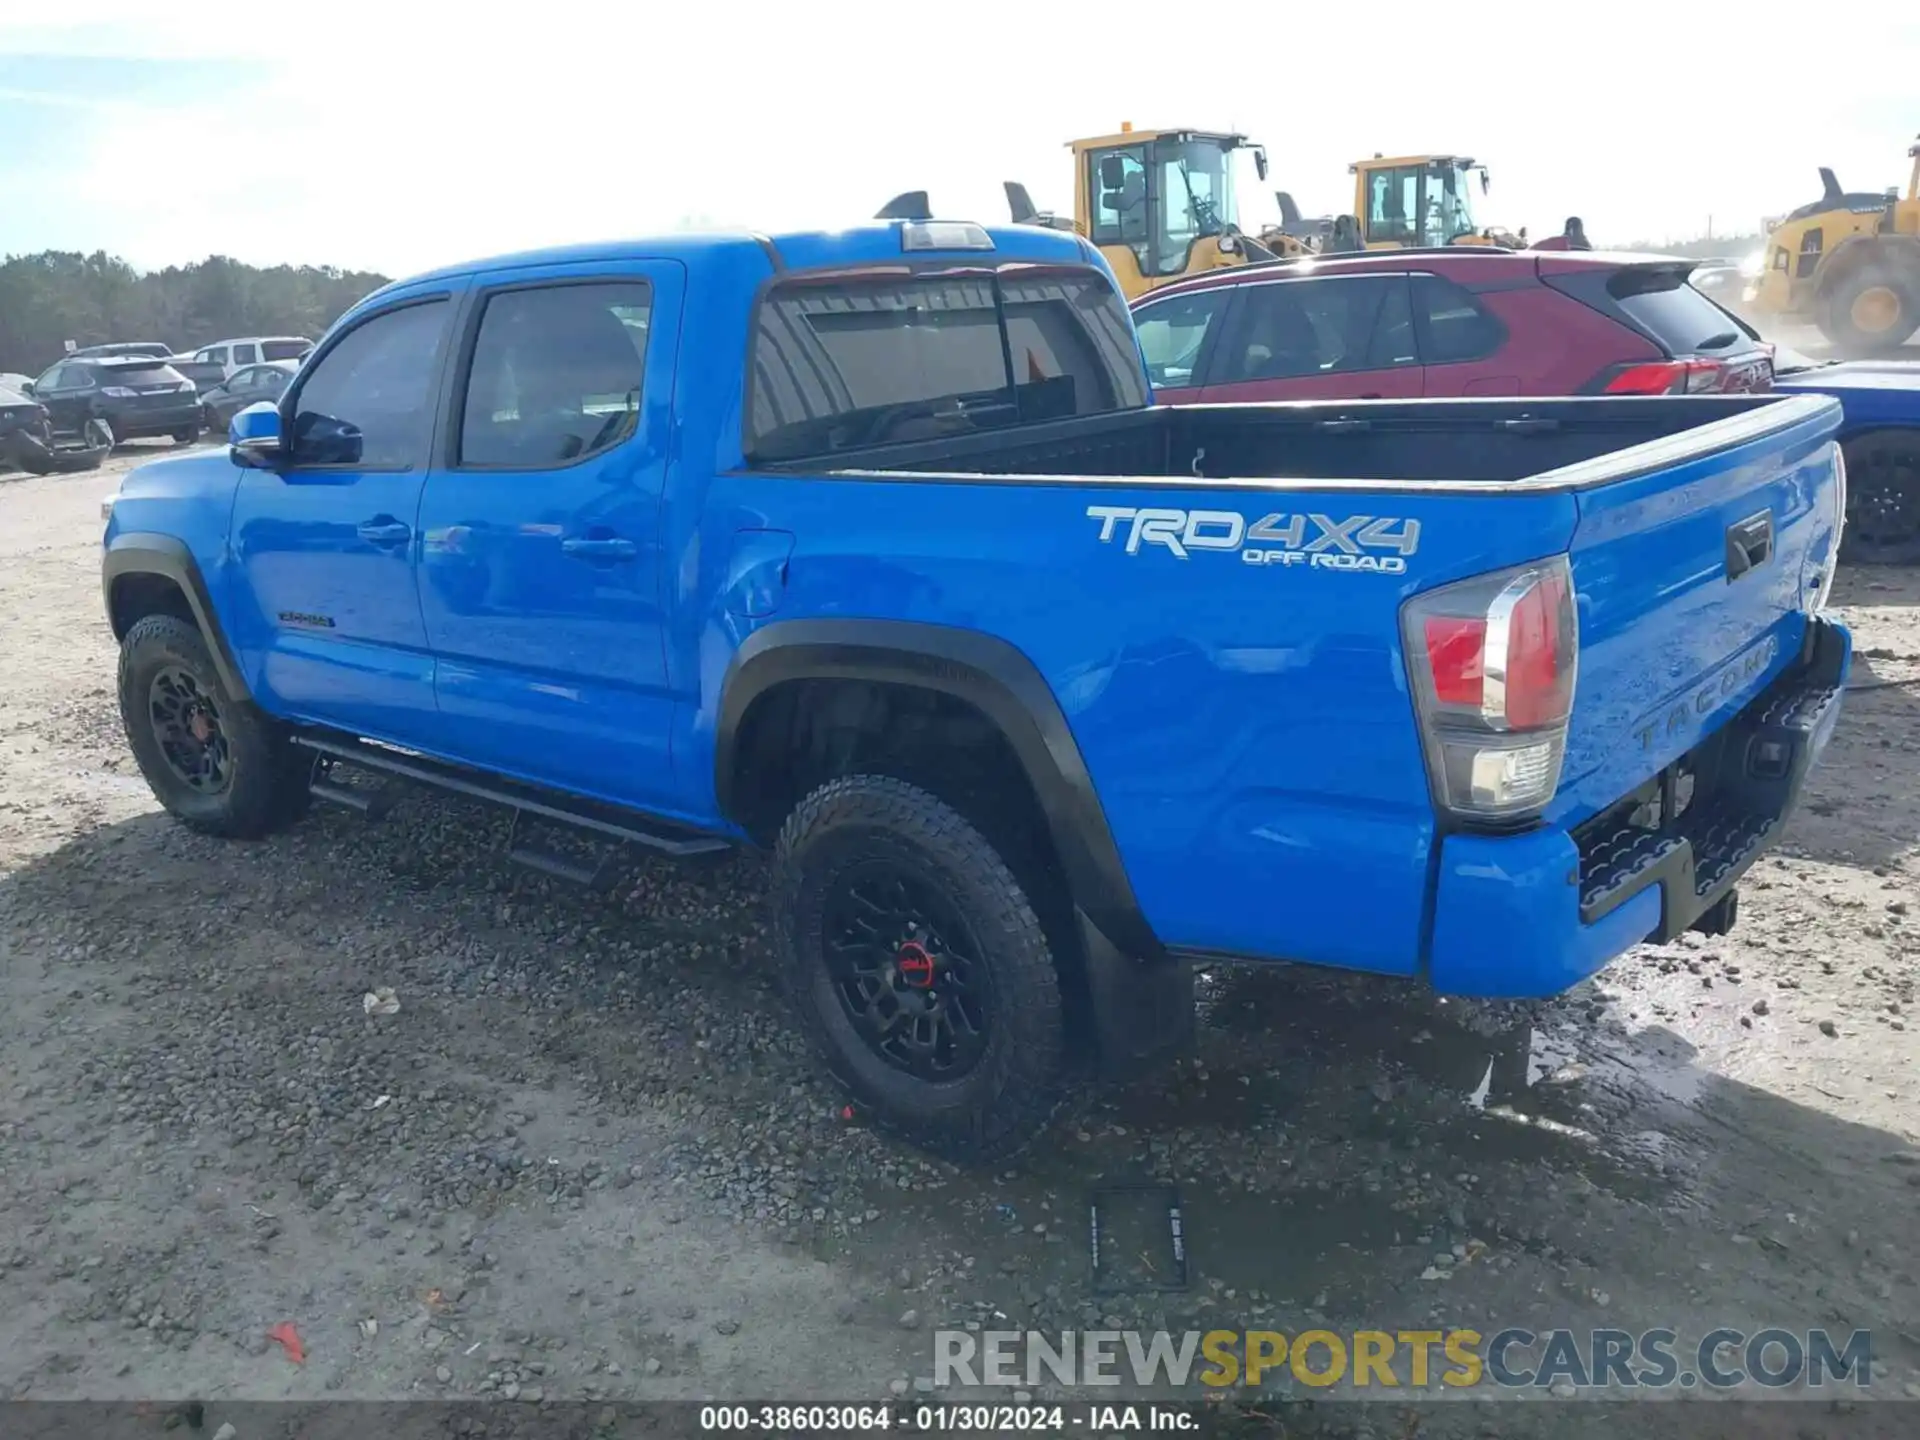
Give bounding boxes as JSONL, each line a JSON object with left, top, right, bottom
{"left": 697, "top": 1403, "right": 1196, "bottom": 1431}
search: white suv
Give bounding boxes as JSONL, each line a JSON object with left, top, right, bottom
{"left": 181, "top": 336, "right": 313, "bottom": 381}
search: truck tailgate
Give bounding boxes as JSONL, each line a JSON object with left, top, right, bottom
{"left": 1551, "top": 395, "right": 1845, "bottom": 827}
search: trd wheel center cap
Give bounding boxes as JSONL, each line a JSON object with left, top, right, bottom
{"left": 895, "top": 940, "right": 936, "bottom": 990}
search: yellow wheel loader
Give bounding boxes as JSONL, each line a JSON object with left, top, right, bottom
{"left": 1746, "top": 136, "right": 1920, "bottom": 353}
{"left": 1346, "top": 154, "right": 1525, "bottom": 250}
{"left": 997, "top": 124, "right": 1310, "bottom": 300}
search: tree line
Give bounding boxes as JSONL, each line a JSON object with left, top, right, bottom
{"left": 0, "top": 250, "right": 390, "bottom": 376}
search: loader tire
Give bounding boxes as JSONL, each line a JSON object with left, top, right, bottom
{"left": 1819, "top": 264, "right": 1920, "bottom": 355}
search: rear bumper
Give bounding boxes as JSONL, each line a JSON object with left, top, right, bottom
{"left": 1428, "top": 615, "right": 1851, "bottom": 997}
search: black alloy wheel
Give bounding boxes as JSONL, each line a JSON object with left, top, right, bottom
{"left": 1841, "top": 430, "right": 1920, "bottom": 566}
{"left": 147, "top": 663, "right": 232, "bottom": 793}
{"left": 821, "top": 859, "right": 993, "bottom": 1080}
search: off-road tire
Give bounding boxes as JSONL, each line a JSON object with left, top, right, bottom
{"left": 771, "top": 774, "right": 1072, "bottom": 1164}
{"left": 1841, "top": 429, "right": 1920, "bottom": 566}
{"left": 117, "top": 614, "right": 310, "bottom": 838}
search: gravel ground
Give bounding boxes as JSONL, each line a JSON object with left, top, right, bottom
{"left": 3, "top": 449, "right": 1920, "bottom": 1434}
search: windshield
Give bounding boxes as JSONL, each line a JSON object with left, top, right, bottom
{"left": 1153, "top": 138, "right": 1236, "bottom": 274}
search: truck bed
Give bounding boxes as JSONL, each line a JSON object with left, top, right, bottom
{"left": 727, "top": 385, "right": 1845, "bottom": 996}
{"left": 782, "top": 393, "right": 1822, "bottom": 490}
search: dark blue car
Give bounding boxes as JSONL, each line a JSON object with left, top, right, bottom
{"left": 1771, "top": 347, "right": 1920, "bottom": 564}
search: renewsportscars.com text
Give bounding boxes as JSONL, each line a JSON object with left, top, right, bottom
{"left": 934, "top": 1327, "right": 1874, "bottom": 1393}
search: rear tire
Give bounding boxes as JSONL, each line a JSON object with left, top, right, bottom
{"left": 117, "top": 614, "right": 311, "bottom": 838}
{"left": 771, "top": 774, "right": 1072, "bottom": 1164}
{"left": 1818, "top": 264, "right": 1920, "bottom": 354}
{"left": 173, "top": 425, "right": 200, "bottom": 445}
{"left": 1841, "top": 429, "right": 1920, "bottom": 566}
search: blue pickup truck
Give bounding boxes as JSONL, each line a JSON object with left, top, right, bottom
{"left": 100, "top": 218, "right": 1852, "bottom": 1161}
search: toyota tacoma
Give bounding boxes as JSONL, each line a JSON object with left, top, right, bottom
{"left": 101, "top": 217, "right": 1851, "bottom": 1161}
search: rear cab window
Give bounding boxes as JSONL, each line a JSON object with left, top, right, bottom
{"left": 261, "top": 340, "right": 309, "bottom": 362}
{"left": 745, "top": 266, "right": 1146, "bottom": 464}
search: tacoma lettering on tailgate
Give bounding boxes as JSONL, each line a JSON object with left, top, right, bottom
{"left": 1086, "top": 506, "right": 1421, "bottom": 575}
{"left": 1633, "top": 633, "right": 1780, "bottom": 751}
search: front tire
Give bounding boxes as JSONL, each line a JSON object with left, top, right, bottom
{"left": 771, "top": 774, "right": 1072, "bottom": 1163}
{"left": 117, "top": 614, "right": 310, "bottom": 837}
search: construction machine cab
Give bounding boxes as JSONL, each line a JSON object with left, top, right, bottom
{"left": 1350, "top": 155, "right": 1493, "bottom": 248}
{"left": 1065, "top": 126, "right": 1276, "bottom": 299}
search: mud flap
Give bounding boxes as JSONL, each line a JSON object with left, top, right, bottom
{"left": 1076, "top": 908, "right": 1194, "bottom": 1081}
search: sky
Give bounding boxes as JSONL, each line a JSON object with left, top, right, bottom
{"left": 1, "top": 2, "right": 1916, "bottom": 279}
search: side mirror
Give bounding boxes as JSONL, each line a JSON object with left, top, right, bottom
{"left": 1254, "top": 147, "right": 1269, "bottom": 183}
{"left": 1098, "top": 155, "right": 1126, "bottom": 190}
{"left": 17, "top": 381, "right": 31, "bottom": 396}
{"left": 228, "top": 403, "right": 286, "bottom": 468}
{"left": 289, "top": 409, "right": 363, "bottom": 467}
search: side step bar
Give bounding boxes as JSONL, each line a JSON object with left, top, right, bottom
{"left": 291, "top": 733, "right": 732, "bottom": 879}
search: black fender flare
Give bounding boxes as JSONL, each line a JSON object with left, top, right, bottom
{"left": 714, "top": 618, "right": 1162, "bottom": 962}
{"left": 102, "top": 532, "right": 252, "bottom": 702}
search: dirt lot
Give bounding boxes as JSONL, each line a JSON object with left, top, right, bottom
{"left": 4, "top": 448, "right": 1920, "bottom": 1433}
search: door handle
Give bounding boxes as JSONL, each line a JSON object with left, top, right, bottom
{"left": 357, "top": 519, "right": 411, "bottom": 546}
{"left": 1725, "top": 510, "right": 1774, "bottom": 582}
{"left": 561, "top": 536, "right": 637, "bottom": 562}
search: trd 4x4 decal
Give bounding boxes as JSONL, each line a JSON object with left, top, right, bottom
{"left": 1086, "top": 506, "right": 1421, "bottom": 575}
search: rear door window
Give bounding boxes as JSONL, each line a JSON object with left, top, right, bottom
{"left": 456, "top": 280, "right": 652, "bottom": 468}
{"left": 747, "top": 267, "right": 1145, "bottom": 462}
{"left": 1411, "top": 274, "right": 1505, "bottom": 365}
{"left": 233, "top": 343, "right": 260, "bottom": 365}
{"left": 1214, "top": 276, "right": 1417, "bottom": 383}
{"left": 1609, "top": 268, "right": 1748, "bottom": 354}
{"left": 1133, "top": 289, "right": 1231, "bottom": 389}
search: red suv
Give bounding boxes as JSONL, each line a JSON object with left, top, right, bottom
{"left": 1129, "top": 247, "right": 1775, "bottom": 402}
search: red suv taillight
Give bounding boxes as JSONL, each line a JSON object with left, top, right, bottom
{"left": 1401, "top": 556, "right": 1579, "bottom": 823}
{"left": 1599, "top": 359, "right": 1727, "bottom": 394}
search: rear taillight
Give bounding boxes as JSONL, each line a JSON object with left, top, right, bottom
{"left": 1599, "top": 359, "right": 1726, "bottom": 395}
{"left": 1402, "top": 556, "right": 1579, "bottom": 823}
